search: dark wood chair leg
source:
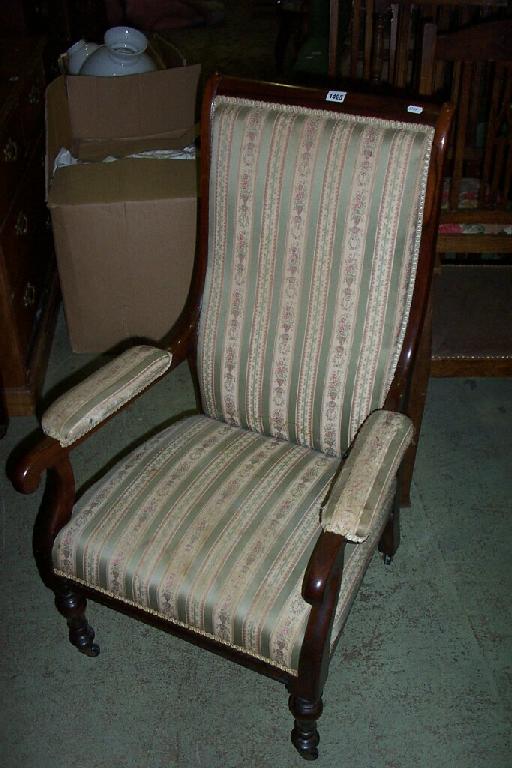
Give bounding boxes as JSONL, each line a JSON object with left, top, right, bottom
{"left": 54, "top": 583, "right": 100, "bottom": 657}
{"left": 289, "top": 695, "right": 323, "bottom": 760}
{"left": 400, "top": 296, "right": 432, "bottom": 506}
{"left": 378, "top": 493, "right": 400, "bottom": 565}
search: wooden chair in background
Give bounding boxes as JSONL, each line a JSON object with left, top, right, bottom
{"left": 387, "top": 0, "right": 508, "bottom": 88}
{"left": 418, "top": 18, "right": 512, "bottom": 376}
{"left": 330, "top": 0, "right": 391, "bottom": 82}
{"left": 418, "top": 18, "right": 512, "bottom": 258}
{"left": 330, "top": 1, "right": 510, "bottom": 87}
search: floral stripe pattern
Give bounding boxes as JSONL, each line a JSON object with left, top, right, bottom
{"left": 52, "top": 412, "right": 396, "bottom": 672}
{"left": 42, "top": 346, "right": 172, "bottom": 446}
{"left": 245, "top": 111, "right": 294, "bottom": 433}
{"left": 322, "top": 410, "right": 414, "bottom": 543}
{"left": 53, "top": 415, "right": 340, "bottom": 673}
{"left": 52, "top": 411, "right": 397, "bottom": 672}
{"left": 347, "top": 131, "right": 414, "bottom": 440}
{"left": 198, "top": 97, "right": 434, "bottom": 456}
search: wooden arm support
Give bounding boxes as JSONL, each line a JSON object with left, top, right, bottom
{"left": 8, "top": 436, "right": 70, "bottom": 495}
{"left": 7, "top": 435, "right": 76, "bottom": 588}
{"left": 8, "top": 307, "right": 200, "bottom": 496}
{"left": 302, "top": 530, "right": 346, "bottom": 606}
{"left": 8, "top": 354, "right": 175, "bottom": 493}
{"left": 295, "top": 530, "right": 347, "bottom": 701}
{"left": 7, "top": 316, "right": 198, "bottom": 588}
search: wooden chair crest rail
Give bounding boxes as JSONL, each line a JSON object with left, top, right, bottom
{"left": 8, "top": 76, "right": 452, "bottom": 760}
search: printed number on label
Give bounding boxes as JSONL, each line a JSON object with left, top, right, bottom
{"left": 326, "top": 90, "right": 347, "bottom": 104}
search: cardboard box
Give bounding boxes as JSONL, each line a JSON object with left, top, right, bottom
{"left": 46, "top": 54, "right": 200, "bottom": 353}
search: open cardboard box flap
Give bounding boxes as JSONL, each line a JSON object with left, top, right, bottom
{"left": 66, "top": 65, "right": 200, "bottom": 158}
{"left": 46, "top": 62, "right": 200, "bottom": 186}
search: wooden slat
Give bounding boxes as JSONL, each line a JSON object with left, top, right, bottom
{"left": 449, "top": 62, "right": 472, "bottom": 211}
{"left": 431, "top": 357, "right": 512, "bottom": 377}
{"left": 350, "top": 0, "right": 361, "bottom": 78}
{"left": 329, "top": 0, "right": 340, "bottom": 78}
{"left": 363, "top": 0, "right": 374, "bottom": 79}
{"left": 437, "top": 234, "right": 512, "bottom": 253}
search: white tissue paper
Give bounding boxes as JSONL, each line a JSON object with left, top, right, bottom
{"left": 53, "top": 144, "right": 196, "bottom": 176}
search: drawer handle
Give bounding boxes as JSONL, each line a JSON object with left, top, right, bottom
{"left": 23, "top": 282, "right": 36, "bottom": 307}
{"left": 3, "top": 137, "right": 18, "bottom": 163}
{"left": 28, "top": 84, "right": 41, "bottom": 105}
{"left": 15, "top": 211, "right": 28, "bottom": 237}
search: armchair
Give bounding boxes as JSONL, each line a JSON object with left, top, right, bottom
{"left": 9, "top": 76, "right": 451, "bottom": 760}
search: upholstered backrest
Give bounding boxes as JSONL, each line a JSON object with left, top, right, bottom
{"left": 198, "top": 96, "right": 434, "bottom": 457}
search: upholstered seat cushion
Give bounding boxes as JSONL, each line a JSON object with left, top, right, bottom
{"left": 53, "top": 415, "right": 392, "bottom": 674}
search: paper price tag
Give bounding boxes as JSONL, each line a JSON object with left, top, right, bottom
{"left": 326, "top": 90, "right": 347, "bottom": 104}
{"left": 407, "top": 105, "right": 424, "bottom": 114}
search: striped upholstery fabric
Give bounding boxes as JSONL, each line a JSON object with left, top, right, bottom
{"left": 198, "top": 96, "right": 434, "bottom": 457}
{"left": 322, "top": 410, "right": 413, "bottom": 543}
{"left": 52, "top": 415, "right": 392, "bottom": 674}
{"left": 43, "top": 346, "right": 172, "bottom": 447}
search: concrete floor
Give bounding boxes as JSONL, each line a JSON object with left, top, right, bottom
{"left": 1, "top": 311, "right": 511, "bottom": 768}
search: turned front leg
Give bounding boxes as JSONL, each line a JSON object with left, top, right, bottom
{"left": 289, "top": 695, "right": 323, "bottom": 760}
{"left": 54, "top": 585, "right": 100, "bottom": 657}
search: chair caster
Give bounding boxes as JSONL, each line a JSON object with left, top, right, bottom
{"left": 55, "top": 588, "right": 101, "bottom": 657}
{"left": 69, "top": 620, "right": 100, "bottom": 657}
{"left": 289, "top": 695, "right": 321, "bottom": 760}
{"left": 79, "top": 642, "right": 100, "bottom": 657}
{"left": 300, "top": 745, "right": 319, "bottom": 761}
{"left": 291, "top": 726, "right": 319, "bottom": 761}
{"left": 383, "top": 554, "right": 393, "bottom": 566}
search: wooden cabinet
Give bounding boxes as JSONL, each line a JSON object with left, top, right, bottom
{"left": 0, "top": 38, "right": 59, "bottom": 416}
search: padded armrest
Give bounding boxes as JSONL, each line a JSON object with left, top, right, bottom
{"left": 321, "top": 410, "right": 414, "bottom": 543}
{"left": 42, "top": 346, "right": 173, "bottom": 447}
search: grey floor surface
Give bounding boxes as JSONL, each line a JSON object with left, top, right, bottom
{"left": 1, "top": 313, "right": 511, "bottom": 768}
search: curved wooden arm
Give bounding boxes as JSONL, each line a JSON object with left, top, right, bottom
{"left": 295, "top": 530, "right": 347, "bottom": 701}
{"left": 8, "top": 312, "right": 200, "bottom": 497}
{"left": 8, "top": 435, "right": 69, "bottom": 495}
{"left": 302, "top": 530, "right": 346, "bottom": 606}
{"left": 7, "top": 434, "right": 77, "bottom": 587}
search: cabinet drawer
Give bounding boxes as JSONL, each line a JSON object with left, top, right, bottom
{"left": 0, "top": 96, "right": 26, "bottom": 224}
{"left": 0, "top": 142, "right": 50, "bottom": 350}
{"left": 21, "top": 65, "right": 45, "bottom": 144}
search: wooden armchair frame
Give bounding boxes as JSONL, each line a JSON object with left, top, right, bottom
{"left": 9, "top": 76, "right": 452, "bottom": 760}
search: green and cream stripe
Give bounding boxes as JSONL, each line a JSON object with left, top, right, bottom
{"left": 53, "top": 415, "right": 340, "bottom": 672}
{"left": 53, "top": 411, "right": 398, "bottom": 672}
{"left": 198, "top": 96, "right": 433, "bottom": 457}
{"left": 322, "top": 410, "right": 414, "bottom": 543}
{"left": 42, "top": 346, "right": 172, "bottom": 447}
{"left": 347, "top": 128, "right": 420, "bottom": 440}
